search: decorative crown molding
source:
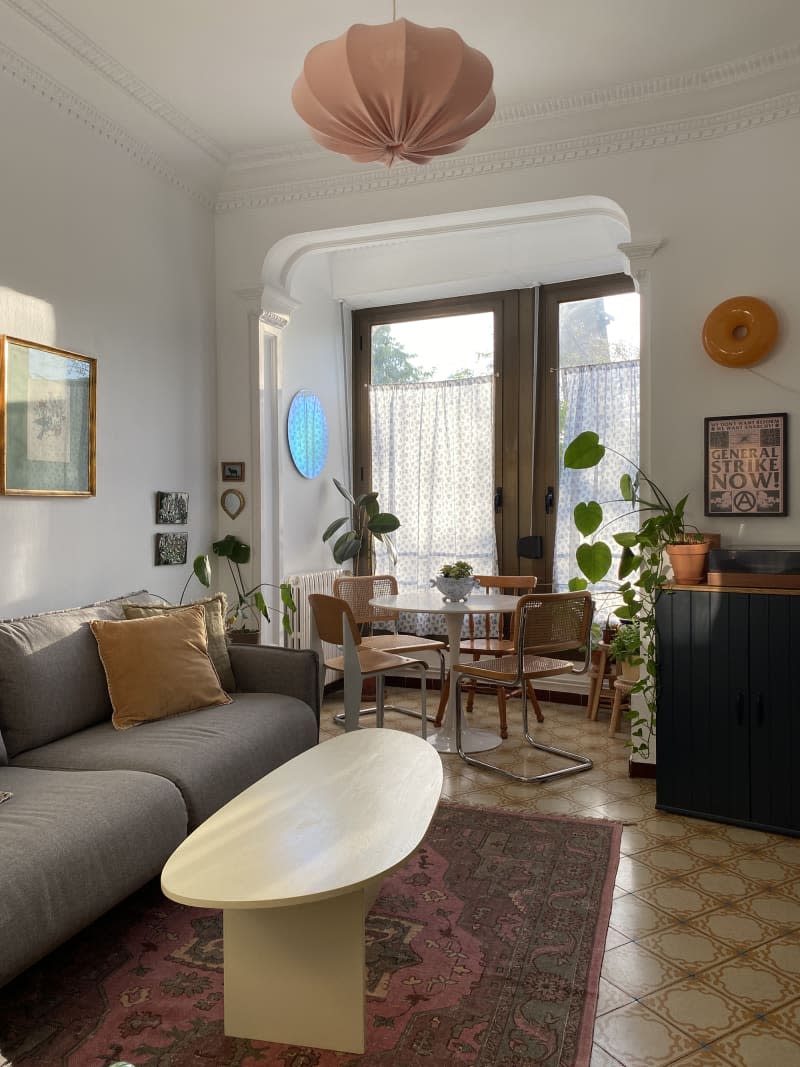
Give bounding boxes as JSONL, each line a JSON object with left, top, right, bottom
{"left": 2, "top": 0, "right": 228, "bottom": 164}
{"left": 494, "top": 42, "right": 800, "bottom": 126}
{"left": 0, "top": 41, "right": 214, "bottom": 209}
{"left": 215, "top": 90, "right": 800, "bottom": 213}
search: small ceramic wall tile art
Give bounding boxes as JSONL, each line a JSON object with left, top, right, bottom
{"left": 155, "top": 491, "right": 189, "bottom": 524}
{"left": 155, "top": 532, "right": 188, "bottom": 566}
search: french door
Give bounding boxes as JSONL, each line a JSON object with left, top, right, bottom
{"left": 352, "top": 275, "right": 637, "bottom": 589}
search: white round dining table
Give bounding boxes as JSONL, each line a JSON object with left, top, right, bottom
{"left": 369, "top": 589, "right": 520, "bottom": 754}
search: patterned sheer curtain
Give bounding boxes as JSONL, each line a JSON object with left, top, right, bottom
{"left": 370, "top": 375, "right": 497, "bottom": 635}
{"left": 554, "top": 360, "right": 640, "bottom": 596}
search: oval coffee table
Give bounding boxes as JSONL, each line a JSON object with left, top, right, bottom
{"left": 161, "top": 729, "right": 442, "bottom": 1055}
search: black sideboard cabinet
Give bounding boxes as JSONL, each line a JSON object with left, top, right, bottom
{"left": 655, "top": 586, "right": 800, "bottom": 837}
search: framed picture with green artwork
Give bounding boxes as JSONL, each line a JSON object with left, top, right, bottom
{"left": 0, "top": 336, "right": 96, "bottom": 496}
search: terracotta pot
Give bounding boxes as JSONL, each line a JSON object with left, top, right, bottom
{"left": 666, "top": 541, "right": 711, "bottom": 585}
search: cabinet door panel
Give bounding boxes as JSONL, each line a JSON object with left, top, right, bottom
{"left": 707, "top": 592, "right": 750, "bottom": 821}
{"left": 749, "top": 595, "right": 800, "bottom": 831}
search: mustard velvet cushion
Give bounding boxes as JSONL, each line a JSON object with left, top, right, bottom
{"left": 90, "top": 605, "right": 232, "bottom": 730}
{"left": 122, "top": 593, "right": 235, "bottom": 692}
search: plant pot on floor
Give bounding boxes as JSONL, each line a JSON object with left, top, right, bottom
{"left": 666, "top": 541, "right": 711, "bottom": 585}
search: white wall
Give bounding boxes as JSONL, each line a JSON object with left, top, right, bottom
{"left": 0, "top": 76, "right": 217, "bottom": 617}
{"left": 215, "top": 116, "right": 800, "bottom": 577}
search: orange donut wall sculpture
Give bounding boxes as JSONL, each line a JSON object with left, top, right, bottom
{"left": 702, "top": 296, "right": 779, "bottom": 368}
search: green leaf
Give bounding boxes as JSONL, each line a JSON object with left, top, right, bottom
{"left": 279, "top": 583, "right": 296, "bottom": 612}
{"left": 193, "top": 554, "right": 211, "bottom": 587}
{"left": 333, "top": 478, "right": 356, "bottom": 506}
{"left": 618, "top": 548, "right": 642, "bottom": 579}
{"left": 212, "top": 534, "right": 250, "bottom": 565}
{"left": 574, "top": 501, "right": 603, "bottom": 536}
{"left": 576, "top": 541, "right": 612, "bottom": 583}
{"left": 252, "top": 590, "right": 270, "bottom": 621}
{"left": 568, "top": 576, "right": 589, "bottom": 591}
{"left": 322, "top": 516, "right": 348, "bottom": 542}
{"left": 380, "top": 533, "right": 398, "bottom": 565}
{"left": 620, "top": 473, "right": 634, "bottom": 501}
{"left": 613, "top": 531, "right": 639, "bottom": 548}
{"left": 564, "top": 431, "right": 605, "bottom": 469}
{"left": 332, "top": 532, "right": 361, "bottom": 564}
{"left": 367, "top": 512, "right": 401, "bottom": 534}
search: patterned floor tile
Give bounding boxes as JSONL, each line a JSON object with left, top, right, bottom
{"left": 721, "top": 853, "right": 796, "bottom": 886}
{"left": 747, "top": 933, "right": 800, "bottom": 978}
{"left": 601, "top": 942, "right": 685, "bottom": 998}
{"left": 712, "top": 1018, "right": 800, "bottom": 1065}
{"left": 680, "top": 833, "right": 752, "bottom": 864}
{"left": 670, "top": 1051, "right": 732, "bottom": 1066}
{"left": 769, "top": 997, "right": 800, "bottom": 1038}
{"left": 641, "top": 976, "right": 752, "bottom": 1044}
{"left": 596, "top": 976, "right": 634, "bottom": 1015}
{"left": 697, "top": 954, "right": 798, "bottom": 1013}
{"left": 590, "top": 1044, "right": 626, "bottom": 1067}
{"left": 633, "top": 845, "right": 709, "bottom": 881}
{"left": 615, "top": 855, "right": 671, "bottom": 892}
{"left": 759, "top": 839, "right": 800, "bottom": 869}
{"left": 634, "top": 882, "right": 720, "bottom": 921}
{"left": 638, "top": 925, "right": 735, "bottom": 976}
{"left": 593, "top": 1002, "right": 698, "bottom": 1067}
{"left": 610, "top": 894, "right": 677, "bottom": 939}
{"left": 737, "top": 891, "right": 800, "bottom": 928}
{"left": 689, "top": 907, "right": 783, "bottom": 951}
{"left": 681, "top": 865, "right": 762, "bottom": 903}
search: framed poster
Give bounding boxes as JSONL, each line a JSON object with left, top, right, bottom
{"left": 705, "top": 412, "right": 787, "bottom": 516}
{"left": 0, "top": 336, "right": 96, "bottom": 496}
{"left": 221, "top": 461, "right": 245, "bottom": 481}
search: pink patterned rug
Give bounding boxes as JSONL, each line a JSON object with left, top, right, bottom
{"left": 0, "top": 801, "right": 620, "bottom": 1067}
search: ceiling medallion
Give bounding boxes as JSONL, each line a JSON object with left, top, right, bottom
{"left": 291, "top": 14, "right": 495, "bottom": 167}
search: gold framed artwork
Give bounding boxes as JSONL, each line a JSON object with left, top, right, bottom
{"left": 0, "top": 336, "right": 96, "bottom": 496}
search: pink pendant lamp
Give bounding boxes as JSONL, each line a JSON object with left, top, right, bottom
{"left": 291, "top": 14, "right": 495, "bottom": 167}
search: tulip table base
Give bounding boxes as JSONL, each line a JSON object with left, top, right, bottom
{"left": 369, "top": 590, "right": 520, "bottom": 756}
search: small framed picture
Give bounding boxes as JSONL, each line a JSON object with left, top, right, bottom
{"left": 155, "top": 490, "right": 189, "bottom": 524}
{"left": 155, "top": 532, "right": 188, "bottom": 566}
{"left": 221, "top": 461, "right": 245, "bottom": 482}
{"left": 705, "top": 412, "right": 788, "bottom": 516}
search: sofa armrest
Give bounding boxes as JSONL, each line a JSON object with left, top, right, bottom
{"left": 228, "top": 645, "right": 320, "bottom": 726}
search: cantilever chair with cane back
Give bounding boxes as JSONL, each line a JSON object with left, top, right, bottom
{"left": 332, "top": 574, "right": 446, "bottom": 730}
{"left": 434, "top": 575, "right": 541, "bottom": 739}
{"left": 308, "top": 593, "right": 429, "bottom": 736}
{"left": 452, "top": 591, "right": 595, "bottom": 783}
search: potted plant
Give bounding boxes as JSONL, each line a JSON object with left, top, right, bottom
{"left": 431, "top": 560, "right": 478, "bottom": 602}
{"left": 322, "top": 478, "right": 400, "bottom": 574}
{"left": 563, "top": 430, "right": 709, "bottom": 758}
{"left": 609, "top": 621, "right": 642, "bottom": 682}
{"left": 182, "top": 535, "right": 296, "bottom": 643}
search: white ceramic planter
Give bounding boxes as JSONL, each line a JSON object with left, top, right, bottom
{"left": 430, "top": 576, "right": 478, "bottom": 602}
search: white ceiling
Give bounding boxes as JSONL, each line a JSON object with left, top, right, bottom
{"left": 2, "top": 0, "right": 799, "bottom": 196}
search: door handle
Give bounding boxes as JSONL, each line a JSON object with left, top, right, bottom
{"left": 494, "top": 486, "right": 503, "bottom": 512}
{"left": 545, "top": 486, "right": 554, "bottom": 514}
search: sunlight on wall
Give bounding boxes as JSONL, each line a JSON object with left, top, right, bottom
{"left": 0, "top": 288, "right": 56, "bottom": 345}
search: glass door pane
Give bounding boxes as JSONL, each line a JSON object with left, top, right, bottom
{"left": 554, "top": 291, "right": 640, "bottom": 592}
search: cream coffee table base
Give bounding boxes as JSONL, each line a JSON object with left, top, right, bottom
{"left": 161, "top": 730, "right": 442, "bottom": 1055}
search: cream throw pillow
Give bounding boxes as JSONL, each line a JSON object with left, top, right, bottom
{"left": 91, "top": 604, "right": 232, "bottom": 730}
{"left": 123, "top": 593, "right": 235, "bottom": 692}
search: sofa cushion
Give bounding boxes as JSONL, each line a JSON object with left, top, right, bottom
{"left": 0, "top": 765, "right": 187, "bottom": 987}
{"left": 12, "top": 693, "right": 318, "bottom": 830}
{"left": 0, "top": 591, "right": 163, "bottom": 758}
{"left": 122, "top": 593, "right": 235, "bottom": 692}
{"left": 91, "top": 605, "right": 232, "bottom": 730}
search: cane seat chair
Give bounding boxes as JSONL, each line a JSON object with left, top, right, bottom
{"left": 434, "top": 575, "right": 541, "bottom": 738}
{"left": 332, "top": 574, "right": 446, "bottom": 729}
{"left": 308, "top": 593, "right": 429, "bottom": 736}
{"left": 453, "top": 592, "right": 594, "bottom": 783}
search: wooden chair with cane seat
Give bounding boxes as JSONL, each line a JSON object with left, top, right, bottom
{"left": 452, "top": 592, "right": 594, "bottom": 783}
{"left": 308, "top": 593, "right": 429, "bottom": 736}
{"left": 332, "top": 574, "right": 446, "bottom": 730}
{"left": 434, "top": 575, "right": 541, "bottom": 739}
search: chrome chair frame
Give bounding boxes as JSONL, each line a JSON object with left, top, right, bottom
{"left": 453, "top": 592, "right": 594, "bottom": 783}
{"left": 331, "top": 575, "right": 446, "bottom": 730}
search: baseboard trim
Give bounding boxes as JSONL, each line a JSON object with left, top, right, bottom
{"left": 629, "top": 760, "right": 657, "bottom": 779}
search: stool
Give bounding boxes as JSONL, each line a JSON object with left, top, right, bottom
{"left": 609, "top": 678, "right": 634, "bottom": 736}
{"left": 587, "top": 643, "right": 620, "bottom": 722}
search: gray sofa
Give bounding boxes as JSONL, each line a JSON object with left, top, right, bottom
{"left": 0, "top": 593, "right": 319, "bottom": 987}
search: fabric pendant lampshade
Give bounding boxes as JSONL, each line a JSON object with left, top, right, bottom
{"left": 291, "top": 18, "right": 495, "bottom": 166}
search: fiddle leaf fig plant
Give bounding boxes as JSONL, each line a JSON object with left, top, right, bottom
{"left": 563, "top": 430, "right": 705, "bottom": 759}
{"left": 322, "top": 478, "right": 400, "bottom": 573}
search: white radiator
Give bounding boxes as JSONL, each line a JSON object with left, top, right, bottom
{"left": 284, "top": 567, "right": 347, "bottom": 682}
